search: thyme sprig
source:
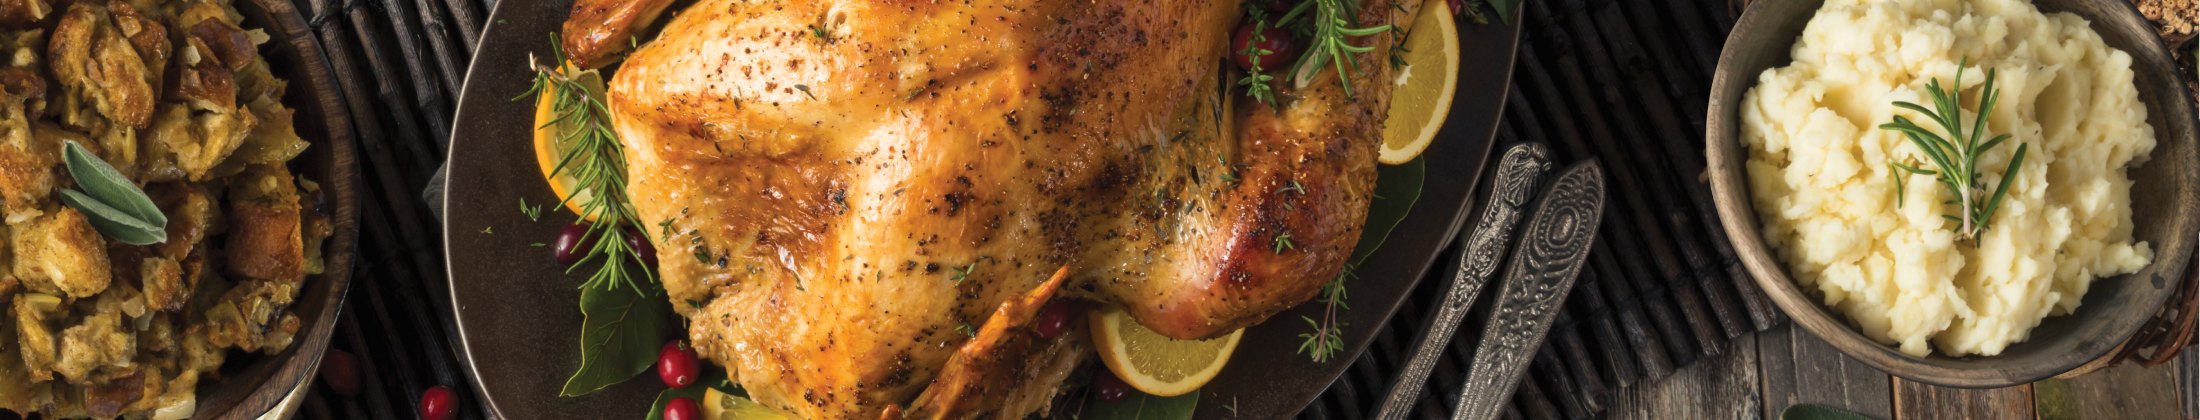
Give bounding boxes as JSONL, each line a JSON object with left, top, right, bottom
{"left": 1880, "top": 59, "right": 2027, "bottom": 241}
{"left": 521, "top": 197, "right": 545, "bottom": 221}
{"left": 1237, "top": 7, "right": 1280, "bottom": 109}
{"left": 521, "top": 35, "right": 656, "bottom": 293}
{"left": 1297, "top": 263, "right": 1354, "bottom": 362}
{"left": 1276, "top": 0, "right": 1392, "bottom": 98}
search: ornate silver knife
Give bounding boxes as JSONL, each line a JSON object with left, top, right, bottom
{"left": 1370, "top": 142, "right": 1551, "bottom": 420}
{"left": 1451, "top": 160, "right": 1605, "bottom": 420}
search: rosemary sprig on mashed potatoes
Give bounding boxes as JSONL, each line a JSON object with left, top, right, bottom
{"left": 1740, "top": 0, "right": 2155, "bottom": 357}
{"left": 1880, "top": 59, "right": 2029, "bottom": 241}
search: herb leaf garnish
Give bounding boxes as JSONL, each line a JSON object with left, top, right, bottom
{"left": 1237, "top": 7, "right": 1280, "bottom": 110}
{"left": 58, "top": 140, "right": 166, "bottom": 245}
{"left": 559, "top": 275, "right": 673, "bottom": 397}
{"left": 1297, "top": 263, "right": 1353, "bottom": 362}
{"left": 1880, "top": 59, "right": 2027, "bottom": 241}
{"left": 523, "top": 35, "right": 656, "bottom": 292}
{"left": 1276, "top": 0, "right": 1392, "bottom": 97}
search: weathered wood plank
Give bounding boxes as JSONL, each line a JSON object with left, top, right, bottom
{"left": 1602, "top": 332, "right": 1762, "bottom": 419}
{"left": 1892, "top": 379, "right": 2032, "bottom": 420}
{"left": 2033, "top": 361, "right": 2183, "bottom": 420}
{"left": 1757, "top": 324, "right": 1895, "bottom": 420}
{"left": 2181, "top": 350, "right": 2197, "bottom": 418}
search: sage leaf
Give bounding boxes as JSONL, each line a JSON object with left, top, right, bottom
{"left": 1780, "top": 404, "right": 1875, "bottom": 420}
{"left": 559, "top": 268, "right": 672, "bottom": 397}
{"left": 61, "top": 141, "right": 165, "bottom": 227}
{"left": 57, "top": 189, "right": 165, "bottom": 245}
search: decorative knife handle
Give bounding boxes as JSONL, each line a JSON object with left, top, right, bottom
{"left": 1370, "top": 142, "right": 1550, "bottom": 420}
{"left": 1453, "top": 160, "right": 1605, "bottom": 420}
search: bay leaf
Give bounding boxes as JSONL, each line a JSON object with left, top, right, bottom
{"left": 559, "top": 270, "right": 673, "bottom": 397}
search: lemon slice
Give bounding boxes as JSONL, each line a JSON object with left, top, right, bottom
{"left": 532, "top": 63, "right": 609, "bottom": 220}
{"left": 703, "top": 387, "right": 787, "bottom": 420}
{"left": 1378, "top": 0, "right": 1461, "bottom": 165}
{"left": 1089, "top": 305, "right": 1243, "bottom": 397}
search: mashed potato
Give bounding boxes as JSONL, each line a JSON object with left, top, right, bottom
{"left": 1740, "top": 0, "right": 2156, "bottom": 357}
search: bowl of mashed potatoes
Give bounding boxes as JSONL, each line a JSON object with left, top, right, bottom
{"left": 1707, "top": 0, "right": 2197, "bottom": 387}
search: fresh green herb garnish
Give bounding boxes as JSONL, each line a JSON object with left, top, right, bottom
{"left": 1275, "top": 0, "right": 1392, "bottom": 98}
{"left": 1297, "top": 263, "right": 1353, "bottom": 362}
{"left": 1272, "top": 232, "right": 1294, "bottom": 254}
{"left": 521, "top": 197, "right": 545, "bottom": 221}
{"left": 56, "top": 141, "right": 166, "bottom": 245}
{"left": 1216, "top": 152, "right": 1240, "bottom": 182}
{"left": 1880, "top": 59, "right": 2026, "bottom": 241}
{"left": 950, "top": 262, "right": 977, "bottom": 286}
{"left": 954, "top": 323, "right": 976, "bottom": 337}
{"left": 1237, "top": 6, "right": 1280, "bottom": 110}
{"left": 522, "top": 35, "right": 655, "bottom": 292}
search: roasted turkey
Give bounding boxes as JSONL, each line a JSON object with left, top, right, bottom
{"left": 562, "top": 0, "right": 1416, "bottom": 415}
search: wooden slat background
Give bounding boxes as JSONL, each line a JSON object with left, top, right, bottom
{"left": 249, "top": 0, "right": 2199, "bottom": 417}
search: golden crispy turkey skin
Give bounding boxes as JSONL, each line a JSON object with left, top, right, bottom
{"left": 592, "top": 0, "right": 1402, "bottom": 415}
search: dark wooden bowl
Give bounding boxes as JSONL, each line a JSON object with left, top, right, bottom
{"left": 1705, "top": 0, "right": 2198, "bottom": 388}
{"left": 182, "top": 0, "right": 360, "bottom": 417}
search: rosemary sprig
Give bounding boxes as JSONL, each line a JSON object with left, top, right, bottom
{"left": 521, "top": 35, "right": 656, "bottom": 292}
{"left": 521, "top": 197, "right": 545, "bottom": 221}
{"left": 1297, "top": 264, "right": 1354, "bottom": 362}
{"left": 1276, "top": 0, "right": 1392, "bottom": 97}
{"left": 950, "top": 262, "right": 977, "bottom": 285}
{"left": 1879, "top": 59, "right": 2028, "bottom": 241}
{"left": 1237, "top": 7, "right": 1280, "bottom": 109}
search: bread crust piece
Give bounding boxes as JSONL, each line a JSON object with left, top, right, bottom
{"left": 225, "top": 163, "right": 302, "bottom": 283}
{"left": 11, "top": 205, "right": 113, "bottom": 298}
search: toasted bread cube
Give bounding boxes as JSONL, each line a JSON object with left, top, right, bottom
{"left": 12, "top": 292, "right": 58, "bottom": 381}
{"left": 224, "top": 164, "right": 301, "bottom": 283}
{"left": 11, "top": 205, "right": 113, "bottom": 298}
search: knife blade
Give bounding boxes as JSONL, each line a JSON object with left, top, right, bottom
{"left": 1451, "top": 159, "right": 1604, "bottom": 420}
{"left": 1370, "top": 142, "right": 1551, "bottom": 420}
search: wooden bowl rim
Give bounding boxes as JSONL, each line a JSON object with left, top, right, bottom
{"left": 1704, "top": 0, "right": 2199, "bottom": 388}
{"left": 189, "top": 0, "right": 362, "bottom": 416}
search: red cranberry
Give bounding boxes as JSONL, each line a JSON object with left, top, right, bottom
{"left": 551, "top": 223, "right": 598, "bottom": 266}
{"left": 1231, "top": 21, "right": 1297, "bottom": 72}
{"left": 320, "top": 349, "right": 359, "bottom": 397}
{"left": 419, "top": 385, "right": 458, "bottom": 420}
{"left": 626, "top": 227, "right": 658, "bottom": 269}
{"left": 1093, "top": 368, "right": 1132, "bottom": 404}
{"left": 663, "top": 397, "right": 700, "bottom": 420}
{"left": 1032, "top": 301, "right": 1070, "bottom": 339}
{"left": 658, "top": 340, "right": 700, "bottom": 388}
{"left": 1447, "top": 0, "right": 1463, "bottom": 15}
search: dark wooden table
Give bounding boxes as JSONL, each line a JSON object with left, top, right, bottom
{"left": 1292, "top": 0, "right": 2200, "bottom": 419}
{"left": 280, "top": 0, "right": 2199, "bottom": 417}
{"left": 1601, "top": 323, "right": 2194, "bottom": 419}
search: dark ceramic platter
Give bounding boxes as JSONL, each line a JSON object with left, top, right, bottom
{"left": 439, "top": 1, "right": 1521, "bottom": 418}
